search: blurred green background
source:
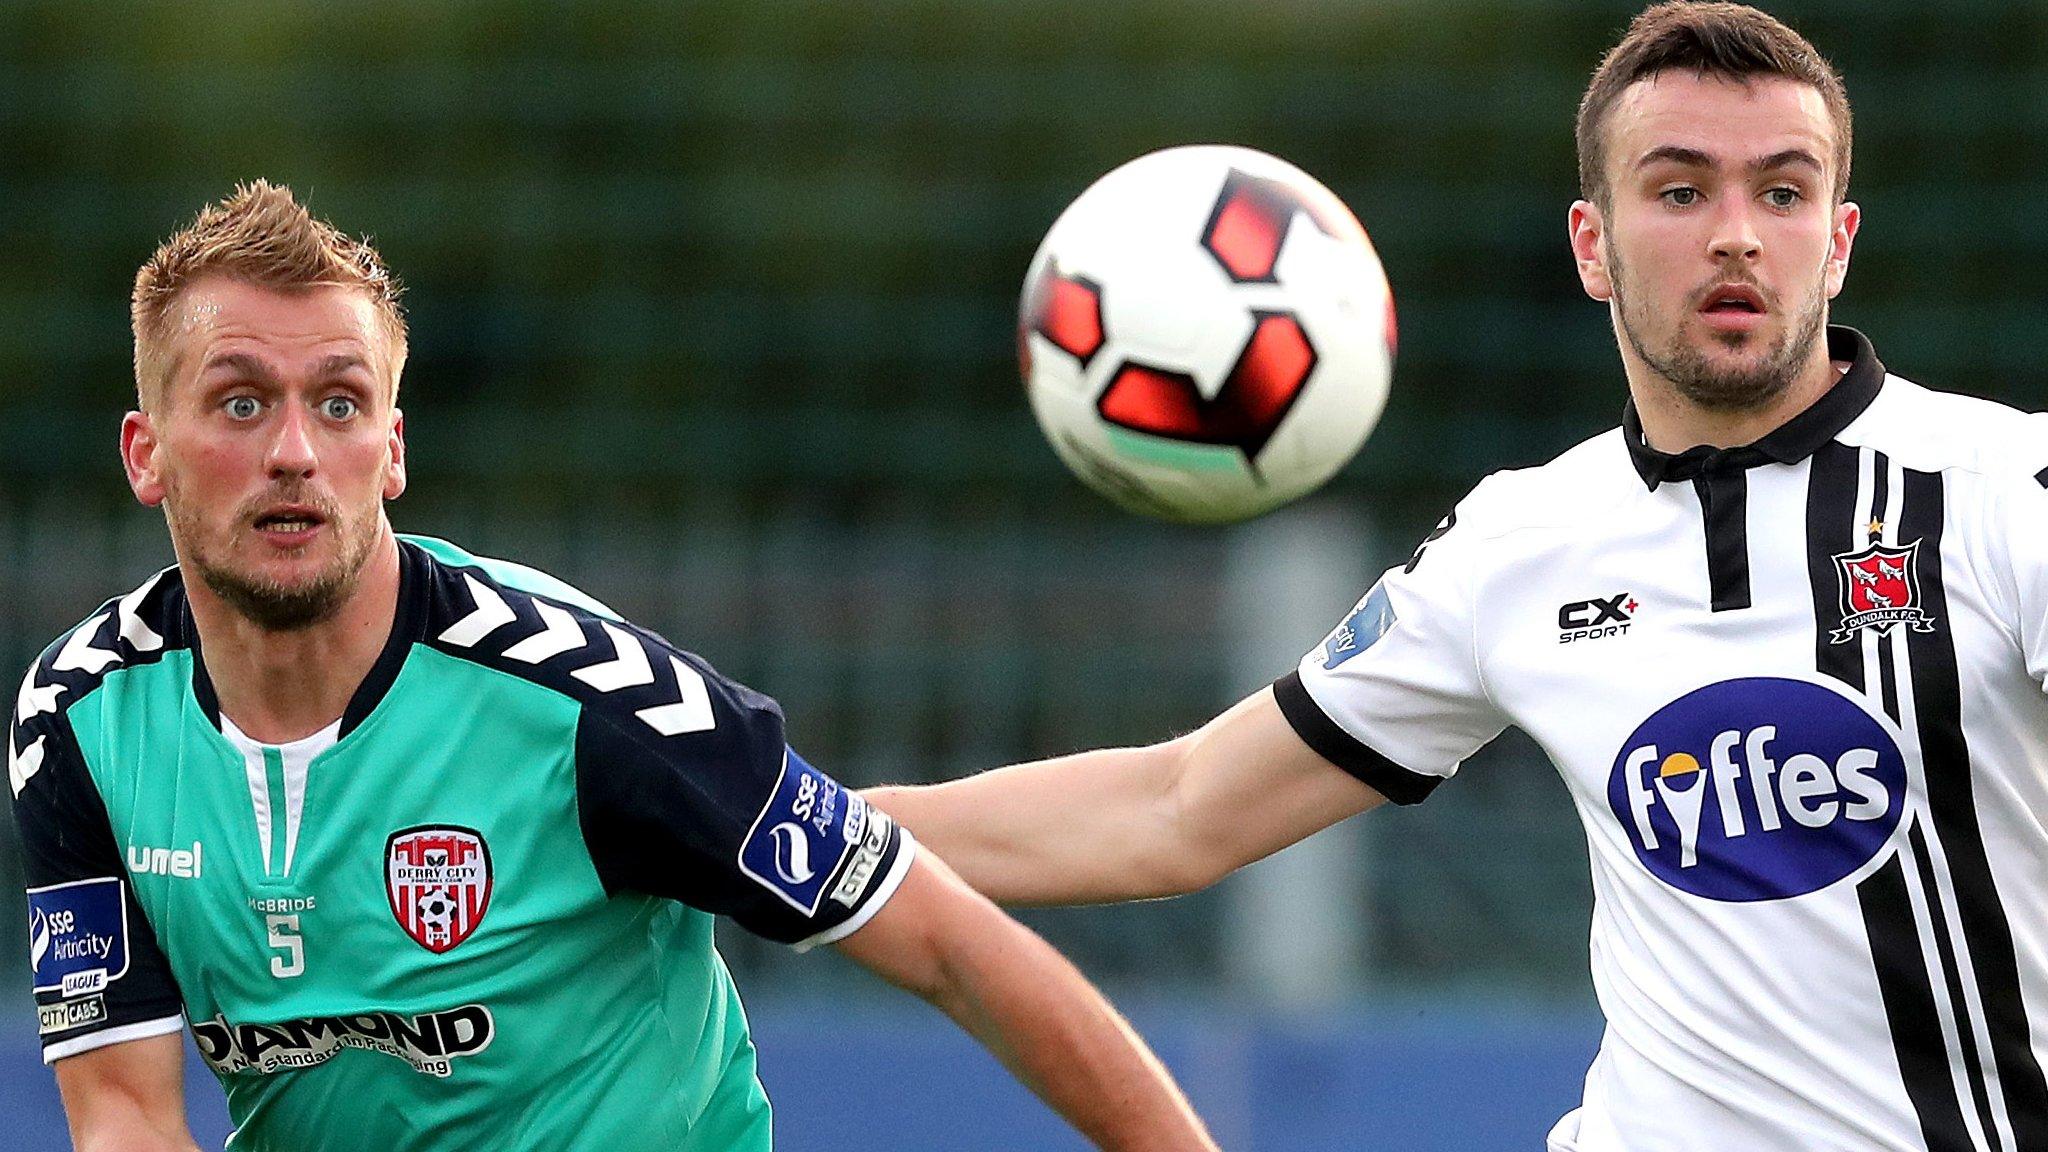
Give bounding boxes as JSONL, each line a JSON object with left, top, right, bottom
{"left": 0, "top": 0, "right": 2043, "bottom": 1143}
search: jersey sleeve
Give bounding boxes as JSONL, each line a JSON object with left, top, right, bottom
{"left": 1988, "top": 458, "right": 2048, "bottom": 692}
{"left": 571, "top": 638, "right": 914, "bottom": 949}
{"left": 1274, "top": 490, "right": 1511, "bottom": 804}
{"left": 9, "top": 661, "right": 185, "bottom": 1063}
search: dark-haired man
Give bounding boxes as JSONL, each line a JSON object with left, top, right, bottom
{"left": 873, "top": 4, "right": 2048, "bottom": 1149}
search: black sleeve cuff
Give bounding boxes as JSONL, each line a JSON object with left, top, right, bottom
{"left": 1271, "top": 670, "right": 1444, "bottom": 806}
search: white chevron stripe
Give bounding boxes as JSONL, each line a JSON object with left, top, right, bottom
{"left": 8, "top": 733, "right": 45, "bottom": 798}
{"left": 637, "top": 656, "right": 717, "bottom": 736}
{"left": 439, "top": 575, "right": 516, "bottom": 648}
{"left": 15, "top": 665, "right": 63, "bottom": 724}
{"left": 116, "top": 571, "right": 167, "bottom": 653}
{"left": 52, "top": 614, "right": 120, "bottom": 675}
{"left": 572, "top": 623, "right": 654, "bottom": 693}
{"left": 504, "top": 601, "right": 585, "bottom": 664}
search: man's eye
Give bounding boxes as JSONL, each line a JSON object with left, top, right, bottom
{"left": 322, "top": 397, "right": 359, "bottom": 420}
{"left": 1662, "top": 187, "right": 1700, "bottom": 207}
{"left": 225, "top": 396, "right": 261, "bottom": 420}
{"left": 1765, "top": 187, "right": 1801, "bottom": 209}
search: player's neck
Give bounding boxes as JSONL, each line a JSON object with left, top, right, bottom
{"left": 188, "top": 530, "right": 403, "bottom": 745}
{"left": 1627, "top": 348, "right": 1849, "bottom": 455}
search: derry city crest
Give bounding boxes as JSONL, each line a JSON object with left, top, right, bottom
{"left": 1831, "top": 540, "right": 1936, "bottom": 644}
{"left": 386, "top": 826, "right": 493, "bottom": 954}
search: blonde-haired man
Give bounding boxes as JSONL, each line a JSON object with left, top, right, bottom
{"left": 10, "top": 181, "right": 1217, "bottom": 1152}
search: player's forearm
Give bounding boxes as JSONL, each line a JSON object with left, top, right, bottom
{"left": 868, "top": 739, "right": 1204, "bottom": 905}
{"left": 56, "top": 1035, "right": 201, "bottom": 1152}
{"left": 928, "top": 906, "right": 1216, "bottom": 1151}
{"left": 63, "top": 1085, "right": 202, "bottom": 1152}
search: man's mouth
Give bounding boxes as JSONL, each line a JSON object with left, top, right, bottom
{"left": 252, "top": 506, "right": 328, "bottom": 536}
{"left": 1701, "top": 285, "right": 1766, "bottom": 314}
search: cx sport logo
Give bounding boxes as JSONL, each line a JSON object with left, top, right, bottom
{"left": 1607, "top": 678, "right": 1906, "bottom": 901}
{"left": 1558, "top": 592, "right": 1636, "bottom": 644}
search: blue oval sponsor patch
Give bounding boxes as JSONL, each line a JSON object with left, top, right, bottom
{"left": 1607, "top": 678, "right": 1905, "bottom": 901}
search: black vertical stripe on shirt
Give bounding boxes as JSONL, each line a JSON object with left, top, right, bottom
{"left": 1817, "top": 442, "right": 1964, "bottom": 1146}
{"left": 1871, "top": 453, "right": 1898, "bottom": 720}
{"left": 1860, "top": 854, "right": 1977, "bottom": 1152}
{"left": 1908, "top": 823, "right": 2006, "bottom": 1151}
{"left": 1877, "top": 634, "right": 1900, "bottom": 747}
{"left": 1900, "top": 466, "right": 2048, "bottom": 1148}
{"left": 1807, "top": 441, "right": 1864, "bottom": 688}
{"left": 1694, "top": 470, "right": 1751, "bottom": 611}
{"left": 1878, "top": 454, "right": 1995, "bottom": 1147}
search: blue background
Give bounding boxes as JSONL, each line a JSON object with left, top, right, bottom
{"left": 0, "top": 992, "right": 1602, "bottom": 1151}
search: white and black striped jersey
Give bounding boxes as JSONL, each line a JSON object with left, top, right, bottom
{"left": 1280, "top": 327, "right": 2048, "bottom": 1152}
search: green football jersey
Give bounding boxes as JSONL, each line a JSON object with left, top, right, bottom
{"left": 10, "top": 537, "right": 913, "bottom": 1150}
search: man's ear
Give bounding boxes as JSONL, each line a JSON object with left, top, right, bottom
{"left": 122, "top": 410, "right": 167, "bottom": 508}
{"left": 1569, "top": 200, "right": 1613, "bottom": 302}
{"left": 1824, "top": 201, "right": 1861, "bottom": 299}
{"left": 384, "top": 409, "right": 407, "bottom": 501}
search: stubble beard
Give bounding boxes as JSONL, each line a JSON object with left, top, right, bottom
{"left": 1609, "top": 242, "right": 1830, "bottom": 414}
{"left": 165, "top": 483, "right": 381, "bottom": 632}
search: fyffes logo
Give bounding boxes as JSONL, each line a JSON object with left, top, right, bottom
{"left": 1608, "top": 678, "right": 1906, "bottom": 901}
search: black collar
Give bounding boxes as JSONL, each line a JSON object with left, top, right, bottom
{"left": 1623, "top": 325, "right": 1885, "bottom": 490}
{"left": 187, "top": 538, "right": 431, "bottom": 739}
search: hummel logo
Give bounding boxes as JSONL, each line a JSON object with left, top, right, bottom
{"left": 128, "top": 840, "right": 203, "bottom": 879}
{"left": 1558, "top": 593, "right": 1637, "bottom": 644}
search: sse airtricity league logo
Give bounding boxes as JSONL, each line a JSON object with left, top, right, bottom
{"left": 1322, "top": 582, "right": 1394, "bottom": 670}
{"left": 1607, "top": 678, "right": 1906, "bottom": 901}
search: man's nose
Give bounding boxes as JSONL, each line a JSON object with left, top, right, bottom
{"left": 264, "top": 401, "right": 319, "bottom": 478}
{"left": 1708, "top": 199, "right": 1763, "bottom": 263}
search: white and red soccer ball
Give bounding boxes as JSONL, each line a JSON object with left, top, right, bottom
{"left": 1019, "top": 145, "right": 1396, "bottom": 524}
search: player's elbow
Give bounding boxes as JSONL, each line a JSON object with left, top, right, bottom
{"left": 1134, "top": 850, "right": 1230, "bottom": 900}
{"left": 1146, "top": 825, "right": 1243, "bottom": 897}
{"left": 1135, "top": 734, "right": 1235, "bottom": 899}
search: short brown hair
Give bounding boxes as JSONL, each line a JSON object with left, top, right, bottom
{"left": 1576, "top": 2, "right": 1852, "bottom": 208}
{"left": 131, "top": 180, "right": 407, "bottom": 409}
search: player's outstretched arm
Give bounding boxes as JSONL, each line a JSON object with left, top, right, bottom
{"left": 837, "top": 850, "right": 1218, "bottom": 1151}
{"left": 867, "top": 685, "right": 1384, "bottom": 905}
{"left": 54, "top": 1032, "right": 203, "bottom": 1152}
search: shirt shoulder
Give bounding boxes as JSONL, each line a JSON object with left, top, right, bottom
{"left": 12, "top": 567, "right": 188, "bottom": 745}
{"left": 10, "top": 571, "right": 190, "bottom": 1057}
{"left": 401, "top": 540, "right": 910, "bottom": 946}
{"left": 406, "top": 537, "right": 776, "bottom": 734}
{"left": 400, "top": 534, "right": 621, "bottom": 619}
{"left": 1423, "top": 426, "right": 1639, "bottom": 563}
{"left": 1841, "top": 375, "right": 2048, "bottom": 482}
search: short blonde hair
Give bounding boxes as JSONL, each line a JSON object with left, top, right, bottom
{"left": 131, "top": 180, "right": 407, "bottom": 410}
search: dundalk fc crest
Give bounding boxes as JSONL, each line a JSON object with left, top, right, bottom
{"left": 1830, "top": 539, "right": 1937, "bottom": 644}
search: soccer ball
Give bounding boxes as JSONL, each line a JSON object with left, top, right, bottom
{"left": 1018, "top": 145, "right": 1396, "bottom": 524}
